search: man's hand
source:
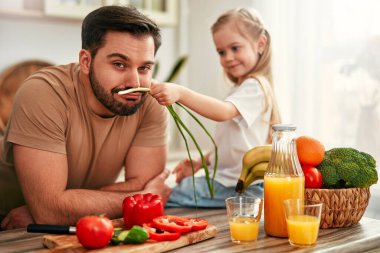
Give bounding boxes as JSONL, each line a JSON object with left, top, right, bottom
{"left": 1, "top": 205, "right": 34, "bottom": 230}
{"left": 144, "top": 169, "right": 172, "bottom": 204}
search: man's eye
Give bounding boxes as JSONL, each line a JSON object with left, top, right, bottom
{"left": 138, "top": 66, "right": 152, "bottom": 71}
{"left": 114, "top": 62, "right": 125, "bottom": 68}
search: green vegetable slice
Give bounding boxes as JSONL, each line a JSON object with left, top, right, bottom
{"left": 116, "top": 230, "right": 129, "bottom": 242}
{"left": 123, "top": 226, "right": 149, "bottom": 244}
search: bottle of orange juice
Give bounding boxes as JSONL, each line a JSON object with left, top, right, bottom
{"left": 264, "top": 124, "right": 304, "bottom": 238}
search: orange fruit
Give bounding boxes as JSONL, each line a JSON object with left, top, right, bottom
{"left": 296, "top": 136, "right": 325, "bottom": 166}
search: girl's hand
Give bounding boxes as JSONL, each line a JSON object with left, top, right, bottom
{"left": 172, "top": 159, "right": 202, "bottom": 183}
{"left": 150, "top": 82, "right": 182, "bottom": 106}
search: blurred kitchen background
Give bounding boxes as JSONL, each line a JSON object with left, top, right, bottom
{"left": 1, "top": 0, "right": 379, "bottom": 218}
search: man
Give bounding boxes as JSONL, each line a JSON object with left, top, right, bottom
{"left": 0, "top": 5, "right": 171, "bottom": 230}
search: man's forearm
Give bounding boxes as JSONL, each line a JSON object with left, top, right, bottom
{"left": 32, "top": 189, "right": 129, "bottom": 226}
{"left": 99, "top": 178, "right": 145, "bottom": 192}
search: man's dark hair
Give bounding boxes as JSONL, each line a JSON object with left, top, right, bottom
{"left": 81, "top": 5, "right": 161, "bottom": 57}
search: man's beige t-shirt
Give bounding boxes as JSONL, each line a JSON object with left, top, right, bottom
{"left": 0, "top": 63, "right": 168, "bottom": 216}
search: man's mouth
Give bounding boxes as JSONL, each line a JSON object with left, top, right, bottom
{"left": 117, "top": 87, "right": 151, "bottom": 95}
{"left": 117, "top": 92, "right": 144, "bottom": 103}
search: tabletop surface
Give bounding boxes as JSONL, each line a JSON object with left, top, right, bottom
{"left": 1, "top": 207, "right": 380, "bottom": 253}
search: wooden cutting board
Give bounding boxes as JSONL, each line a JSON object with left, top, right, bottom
{"left": 39, "top": 219, "right": 217, "bottom": 253}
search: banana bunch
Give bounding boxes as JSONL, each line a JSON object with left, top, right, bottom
{"left": 235, "top": 145, "right": 272, "bottom": 194}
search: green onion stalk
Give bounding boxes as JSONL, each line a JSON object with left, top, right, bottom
{"left": 167, "top": 103, "right": 218, "bottom": 199}
{"left": 152, "top": 55, "right": 218, "bottom": 200}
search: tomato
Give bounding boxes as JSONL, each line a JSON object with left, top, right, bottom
{"left": 153, "top": 215, "right": 192, "bottom": 233}
{"left": 76, "top": 215, "right": 114, "bottom": 249}
{"left": 143, "top": 222, "right": 181, "bottom": 241}
{"left": 123, "top": 193, "right": 164, "bottom": 229}
{"left": 302, "top": 165, "right": 323, "bottom": 188}
{"left": 176, "top": 217, "right": 208, "bottom": 231}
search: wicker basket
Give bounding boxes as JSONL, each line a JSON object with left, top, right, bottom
{"left": 305, "top": 188, "right": 370, "bottom": 229}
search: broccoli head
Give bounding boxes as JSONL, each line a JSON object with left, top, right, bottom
{"left": 317, "top": 148, "right": 378, "bottom": 188}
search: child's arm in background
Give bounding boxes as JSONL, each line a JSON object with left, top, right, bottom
{"left": 150, "top": 82, "right": 239, "bottom": 122}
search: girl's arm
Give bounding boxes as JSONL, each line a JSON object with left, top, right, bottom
{"left": 150, "top": 82, "right": 239, "bottom": 121}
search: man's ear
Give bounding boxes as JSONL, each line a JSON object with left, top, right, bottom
{"left": 79, "top": 49, "right": 91, "bottom": 74}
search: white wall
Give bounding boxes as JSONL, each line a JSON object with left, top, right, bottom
{"left": 0, "top": 17, "right": 80, "bottom": 69}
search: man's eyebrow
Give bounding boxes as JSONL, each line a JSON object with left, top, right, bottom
{"left": 107, "top": 53, "right": 155, "bottom": 65}
{"left": 107, "top": 53, "right": 129, "bottom": 61}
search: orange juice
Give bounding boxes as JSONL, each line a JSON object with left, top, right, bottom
{"left": 264, "top": 175, "right": 304, "bottom": 237}
{"left": 286, "top": 214, "right": 320, "bottom": 246}
{"left": 229, "top": 217, "right": 259, "bottom": 242}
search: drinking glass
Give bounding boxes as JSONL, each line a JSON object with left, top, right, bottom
{"left": 225, "top": 196, "right": 263, "bottom": 244}
{"left": 283, "top": 198, "right": 323, "bottom": 247}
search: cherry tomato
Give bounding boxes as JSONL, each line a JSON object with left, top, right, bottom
{"left": 76, "top": 215, "right": 114, "bottom": 249}
{"left": 153, "top": 215, "right": 192, "bottom": 233}
{"left": 302, "top": 165, "right": 323, "bottom": 188}
{"left": 143, "top": 222, "right": 181, "bottom": 241}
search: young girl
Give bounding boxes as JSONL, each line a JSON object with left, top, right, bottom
{"left": 151, "top": 8, "right": 281, "bottom": 207}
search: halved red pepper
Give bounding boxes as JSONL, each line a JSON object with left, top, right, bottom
{"left": 143, "top": 222, "right": 181, "bottom": 241}
{"left": 153, "top": 215, "right": 192, "bottom": 233}
{"left": 177, "top": 217, "right": 208, "bottom": 231}
{"left": 122, "top": 193, "right": 164, "bottom": 229}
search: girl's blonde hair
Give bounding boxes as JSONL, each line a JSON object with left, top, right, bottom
{"left": 211, "top": 8, "right": 281, "bottom": 143}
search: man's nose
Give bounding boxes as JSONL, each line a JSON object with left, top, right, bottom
{"left": 125, "top": 69, "right": 140, "bottom": 88}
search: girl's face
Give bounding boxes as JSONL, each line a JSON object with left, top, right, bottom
{"left": 213, "top": 22, "right": 262, "bottom": 83}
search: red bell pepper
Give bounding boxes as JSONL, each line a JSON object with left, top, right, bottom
{"left": 143, "top": 222, "right": 181, "bottom": 241}
{"left": 122, "top": 193, "right": 164, "bottom": 229}
{"left": 177, "top": 217, "right": 208, "bottom": 231}
{"left": 152, "top": 215, "right": 192, "bottom": 233}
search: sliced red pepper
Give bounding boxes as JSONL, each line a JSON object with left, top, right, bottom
{"left": 153, "top": 215, "right": 192, "bottom": 233}
{"left": 122, "top": 193, "right": 164, "bottom": 229}
{"left": 143, "top": 223, "right": 181, "bottom": 241}
{"left": 177, "top": 217, "right": 208, "bottom": 231}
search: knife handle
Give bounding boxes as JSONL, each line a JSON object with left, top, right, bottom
{"left": 27, "top": 224, "right": 76, "bottom": 234}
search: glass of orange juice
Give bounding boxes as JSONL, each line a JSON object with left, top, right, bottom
{"left": 283, "top": 199, "right": 323, "bottom": 247}
{"left": 225, "top": 196, "right": 263, "bottom": 244}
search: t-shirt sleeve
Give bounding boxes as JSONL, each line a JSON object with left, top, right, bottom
{"left": 225, "top": 78, "right": 265, "bottom": 128}
{"left": 132, "top": 96, "right": 169, "bottom": 147}
{"left": 6, "top": 77, "right": 67, "bottom": 154}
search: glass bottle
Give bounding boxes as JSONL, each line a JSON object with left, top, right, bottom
{"left": 264, "top": 124, "right": 304, "bottom": 238}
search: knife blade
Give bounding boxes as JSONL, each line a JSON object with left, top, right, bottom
{"left": 27, "top": 224, "right": 76, "bottom": 234}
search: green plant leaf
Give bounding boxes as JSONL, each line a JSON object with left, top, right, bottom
{"left": 153, "top": 61, "right": 160, "bottom": 79}
{"left": 165, "top": 56, "right": 188, "bottom": 82}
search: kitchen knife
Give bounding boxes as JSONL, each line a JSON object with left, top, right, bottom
{"left": 27, "top": 224, "right": 76, "bottom": 234}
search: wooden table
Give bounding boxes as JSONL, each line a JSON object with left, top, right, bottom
{"left": 1, "top": 207, "right": 380, "bottom": 252}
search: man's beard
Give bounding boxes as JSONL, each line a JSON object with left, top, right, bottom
{"left": 89, "top": 64, "right": 146, "bottom": 116}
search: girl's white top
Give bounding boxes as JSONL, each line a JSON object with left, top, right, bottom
{"left": 209, "top": 78, "right": 272, "bottom": 187}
